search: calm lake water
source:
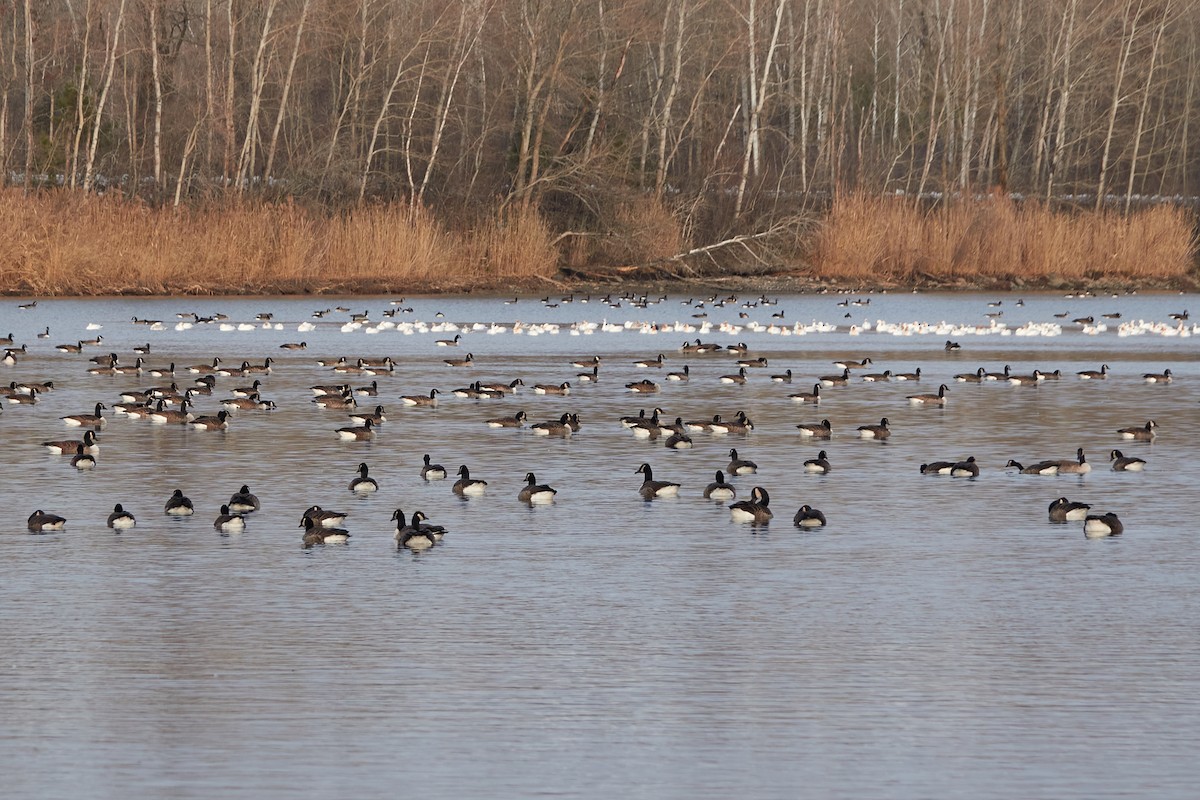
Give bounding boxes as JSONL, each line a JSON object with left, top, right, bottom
{"left": 2, "top": 291, "right": 1198, "bottom": 799}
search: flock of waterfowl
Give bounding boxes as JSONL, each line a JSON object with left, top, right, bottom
{"left": 3, "top": 291, "right": 1190, "bottom": 546}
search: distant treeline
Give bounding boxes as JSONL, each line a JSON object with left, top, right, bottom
{"left": 1, "top": 0, "right": 1198, "bottom": 280}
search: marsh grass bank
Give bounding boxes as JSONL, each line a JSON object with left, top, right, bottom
{"left": 0, "top": 191, "right": 1194, "bottom": 295}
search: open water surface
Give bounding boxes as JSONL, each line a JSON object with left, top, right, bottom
{"left": 1, "top": 291, "right": 1198, "bottom": 798}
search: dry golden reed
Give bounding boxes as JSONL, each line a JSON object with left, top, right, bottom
{"left": 0, "top": 192, "right": 558, "bottom": 295}
{"left": 812, "top": 192, "right": 1197, "bottom": 283}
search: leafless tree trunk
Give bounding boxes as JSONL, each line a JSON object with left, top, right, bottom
{"left": 1125, "top": 0, "right": 1170, "bottom": 210}
{"left": 734, "top": 0, "right": 786, "bottom": 217}
{"left": 264, "top": 0, "right": 310, "bottom": 185}
{"left": 84, "top": 0, "right": 129, "bottom": 192}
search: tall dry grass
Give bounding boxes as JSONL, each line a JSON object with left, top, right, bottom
{"left": 0, "top": 191, "right": 559, "bottom": 295}
{"left": 812, "top": 192, "right": 1197, "bottom": 283}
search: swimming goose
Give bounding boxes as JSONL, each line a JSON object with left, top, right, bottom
{"left": 43, "top": 430, "right": 99, "bottom": 455}
{"left": 400, "top": 388, "right": 441, "bottom": 407}
{"left": 349, "top": 461, "right": 379, "bottom": 491}
{"left": 393, "top": 510, "right": 441, "bottom": 549}
{"left": 1008, "top": 370, "right": 1043, "bottom": 386}
{"left": 310, "top": 382, "right": 350, "bottom": 396}
{"left": 62, "top": 403, "right": 107, "bottom": 427}
{"left": 37, "top": 327, "right": 50, "bottom": 338}
{"left": 834, "top": 358, "right": 872, "bottom": 369}
{"left": 571, "top": 355, "right": 600, "bottom": 368}
{"left": 437, "top": 334, "right": 462, "bottom": 347}
{"left": 314, "top": 390, "right": 357, "bottom": 410}
{"left": 626, "top": 379, "right": 659, "bottom": 393}
{"left": 576, "top": 365, "right": 601, "bottom": 383}
{"left": 302, "top": 505, "right": 347, "bottom": 527}
{"left": 227, "top": 486, "right": 260, "bottom": 514}
{"left": 819, "top": 368, "right": 851, "bottom": 387}
{"left": 219, "top": 393, "right": 260, "bottom": 411}
{"left": 789, "top": 384, "right": 822, "bottom": 403}
{"left": 1005, "top": 459, "right": 1060, "bottom": 475}
{"left": 164, "top": 489, "right": 195, "bottom": 516}
{"left": 955, "top": 367, "right": 986, "bottom": 383}
{"left": 945, "top": 340, "right": 962, "bottom": 351}
{"left": 1, "top": 385, "right": 36, "bottom": 404}
{"left": 636, "top": 463, "right": 681, "bottom": 499}
{"left": 634, "top": 354, "right": 666, "bottom": 368}
{"left": 803, "top": 450, "right": 832, "bottom": 474}
{"left": 907, "top": 383, "right": 949, "bottom": 405}
{"left": 216, "top": 506, "right": 246, "bottom": 532}
{"left": 1049, "top": 497, "right": 1091, "bottom": 522}
{"left": 726, "top": 342, "right": 750, "bottom": 355}
{"left": 1074, "top": 363, "right": 1109, "bottom": 379}
{"left": 533, "top": 382, "right": 571, "bottom": 396}
{"left": 857, "top": 417, "right": 891, "bottom": 439}
{"left": 950, "top": 456, "right": 980, "bottom": 477}
{"left": 793, "top": 505, "right": 827, "bottom": 527}
{"left": 149, "top": 398, "right": 195, "bottom": 424}
{"left": 55, "top": 341, "right": 84, "bottom": 353}
{"left": 487, "top": 410, "right": 528, "bottom": 428}
{"left": 796, "top": 419, "right": 832, "bottom": 438}
{"left": 354, "top": 380, "right": 379, "bottom": 397}
{"left": 729, "top": 486, "right": 773, "bottom": 524}
{"left": 920, "top": 461, "right": 956, "bottom": 475}
{"left": 1056, "top": 448, "right": 1091, "bottom": 474}
{"left": 893, "top": 368, "right": 922, "bottom": 381}
{"left": 420, "top": 454, "right": 447, "bottom": 481}
{"left": 770, "top": 369, "right": 793, "bottom": 383}
{"left": 348, "top": 405, "right": 387, "bottom": 425}
{"left": 519, "top": 472, "right": 558, "bottom": 504}
{"left": 231, "top": 379, "right": 264, "bottom": 398}
{"left": 336, "top": 418, "right": 375, "bottom": 440}
{"left": 443, "top": 352, "right": 474, "bottom": 367}
{"left": 664, "top": 431, "right": 693, "bottom": 449}
{"left": 480, "top": 378, "right": 524, "bottom": 395}
{"left": 703, "top": 470, "right": 736, "bottom": 500}
{"left": 279, "top": 341, "right": 307, "bottom": 350}
{"left": 861, "top": 370, "right": 892, "bottom": 382}
{"left": 1142, "top": 369, "right": 1172, "bottom": 383}
{"left": 191, "top": 410, "right": 230, "bottom": 431}
{"left": 985, "top": 365, "right": 1011, "bottom": 381}
{"left": 531, "top": 413, "right": 573, "bottom": 436}
{"left": 15, "top": 380, "right": 54, "bottom": 394}
{"left": 665, "top": 365, "right": 690, "bottom": 382}
{"left": 1084, "top": 512, "right": 1123, "bottom": 537}
{"left": 682, "top": 413, "right": 719, "bottom": 433}
{"left": 1117, "top": 420, "right": 1157, "bottom": 441}
{"left": 107, "top": 504, "right": 136, "bottom": 529}
{"left": 187, "top": 357, "right": 222, "bottom": 374}
{"left": 453, "top": 465, "right": 488, "bottom": 496}
{"left": 28, "top": 510, "right": 67, "bottom": 532}
{"left": 301, "top": 515, "right": 350, "bottom": 546}
{"left": 719, "top": 367, "right": 748, "bottom": 385}
{"left": 627, "top": 408, "right": 665, "bottom": 438}
{"left": 721, "top": 411, "right": 755, "bottom": 435}
{"left": 112, "top": 357, "right": 145, "bottom": 375}
{"left": 737, "top": 357, "right": 769, "bottom": 368}
{"left": 70, "top": 444, "right": 96, "bottom": 470}
{"left": 1109, "top": 450, "right": 1146, "bottom": 472}
{"left": 1040, "top": 369, "right": 1063, "bottom": 380}
{"left": 726, "top": 448, "right": 758, "bottom": 475}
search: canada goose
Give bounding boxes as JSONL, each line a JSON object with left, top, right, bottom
{"left": 228, "top": 486, "right": 261, "bottom": 513}
{"left": 920, "top": 461, "right": 955, "bottom": 475}
{"left": 2, "top": 386, "right": 37, "bottom": 404}
{"left": 634, "top": 354, "right": 666, "bottom": 368}
{"left": 532, "top": 413, "right": 573, "bottom": 437}
{"left": 350, "top": 381, "right": 379, "bottom": 398}
{"left": 0, "top": 332, "right": 13, "bottom": 345}
{"left": 703, "top": 470, "right": 736, "bottom": 500}
{"left": 1076, "top": 364, "right": 1109, "bottom": 379}
{"left": 861, "top": 370, "right": 892, "bottom": 382}
{"left": 726, "top": 448, "right": 758, "bottom": 475}
{"left": 314, "top": 390, "right": 357, "bottom": 410}
{"left": 301, "top": 515, "right": 350, "bottom": 546}
{"left": 1005, "top": 459, "right": 1060, "bottom": 475}
{"left": 1049, "top": 497, "right": 1091, "bottom": 522}
{"left": 332, "top": 358, "right": 368, "bottom": 376}
{"left": 985, "top": 365, "right": 1011, "bottom": 381}
{"left": 81, "top": 335, "right": 105, "bottom": 347}
{"left": 857, "top": 417, "right": 891, "bottom": 439}
{"left": 1040, "top": 369, "right": 1063, "bottom": 380}
{"left": 107, "top": 503, "right": 136, "bottom": 529}
{"left": 132, "top": 342, "right": 152, "bottom": 354}
{"left": 664, "top": 431, "right": 693, "bottom": 449}
{"left": 533, "top": 381, "right": 571, "bottom": 396}
{"left": 400, "top": 388, "right": 441, "bottom": 407}
{"left": 453, "top": 465, "right": 488, "bottom": 496}
{"left": 726, "top": 342, "right": 749, "bottom": 355}
{"left": 70, "top": 444, "right": 96, "bottom": 470}
{"left": 444, "top": 352, "right": 474, "bottom": 367}
{"left": 907, "top": 384, "right": 949, "bottom": 405}
{"left": 219, "top": 393, "right": 260, "bottom": 410}
{"left": 680, "top": 339, "right": 707, "bottom": 354}
{"left": 944, "top": 340, "right": 962, "bottom": 351}
{"left": 1169, "top": 310, "right": 1189, "bottom": 321}
{"left": 666, "top": 365, "right": 690, "bottom": 382}
{"left": 894, "top": 368, "right": 922, "bottom": 381}
{"left": 571, "top": 355, "right": 600, "bottom": 368}
{"left": 437, "top": 334, "right": 462, "bottom": 346}
{"left": 303, "top": 505, "right": 347, "bottom": 527}
{"left": 721, "top": 410, "right": 754, "bottom": 435}
{"left": 770, "top": 369, "right": 793, "bottom": 383}
{"left": 164, "top": 489, "right": 194, "bottom": 516}
{"left": 1072, "top": 315, "right": 1094, "bottom": 325}
{"left": 1117, "top": 420, "right": 1157, "bottom": 441}
{"left": 279, "top": 341, "right": 307, "bottom": 350}
{"left": 348, "top": 461, "right": 379, "bottom": 492}
{"left": 519, "top": 472, "right": 558, "bottom": 504}
{"left": 629, "top": 408, "right": 665, "bottom": 439}
{"left": 150, "top": 399, "right": 195, "bottom": 424}
{"left": 576, "top": 365, "right": 601, "bottom": 383}
{"left": 737, "top": 357, "right": 769, "bottom": 368}
{"left": 955, "top": 367, "right": 986, "bottom": 383}
{"left": 1056, "top": 448, "right": 1091, "bottom": 474}
{"left": 626, "top": 379, "right": 659, "bottom": 393}
{"left": 719, "top": 367, "right": 748, "bottom": 385}
{"left": 393, "top": 510, "right": 442, "bottom": 549}
{"left": 37, "top": 326, "right": 50, "bottom": 338}
{"left": 43, "top": 430, "right": 99, "bottom": 455}
{"left": 480, "top": 378, "right": 524, "bottom": 395}
{"left": 360, "top": 356, "right": 395, "bottom": 371}
{"left": 111, "top": 357, "right": 145, "bottom": 375}
{"left": 244, "top": 358, "right": 274, "bottom": 375}
{"left": 950, "top": 456, "right": 980, "bottom": 477}
{"left": 796, "top": 419, "right": 832, "bottom": 438}
{"left": 729, "top": 486, "right": 773, "bottom": 524}
{"left": 789, "top": 384, "right": 822, "bottom": 403}
{"left": 834, "top": 358, "right": 872, "bottom": 369}
{"left": 793, "top": 505, "right": 827, "bottom": 527}
{"left": 487, "top": 410, "right": 528, "bottom": 428}
{"left": 61, "top": 403, "right": 106, "bottom": 427}
{"left": 310, "top": 382, "right": 349, "bottom": 396}
{"left": 1008, "top": 370, "right": 1043, "bottom": 386}
{"left": 190, "top": 376, "right": 217, "bottom": 394}
{"left": 803, "top": 450, "right": 832, "bottom": 474}
{"left": 28, "top": 510, "right": 67, "bottom": 532}
{"left": 1084, "top": 512, "right": 1123, "bottom": 537}
{"left": 231, "top": 379, "right": 263, "bottom": 398}
{"left": 1109, "top": 450, "right": 1146, "bottom": 472}
{"left": 191, "top": 410, "right": 230, "bottom": 431}
{"left": 187, "top": 357, "right": 222, "bottom": 374}
{"left": 636, "top": 463, "right": 680, "bottom": 499}
{"left": 419, "top": 454, "right": 447, "bottom": 481}
{"left": 1142, "top": 369, "right": 1172, "bottom": 383}
{"left": 336, "top": 418, "right": 375, "bottom": 440}
{"left": 15, "top": 380, "right": 53, "bottom": 393}
{"left": 820, "top": 368, "right": 851, "bottom": 387}
{"left": 348, "top": 405, "right": 387, "bottom": 425}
